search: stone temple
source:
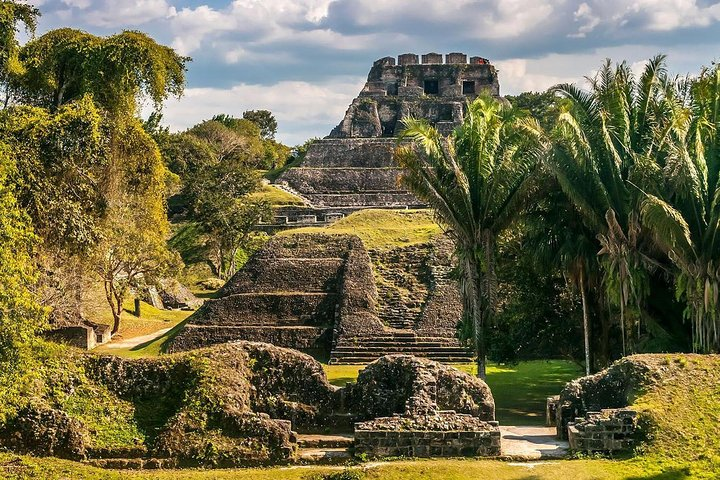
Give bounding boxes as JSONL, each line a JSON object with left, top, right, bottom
{"left": 171, "top": 53, "right": 500, "bottom": 363}
{"left": 273, "top": 52, "right": 500, "bottom": 221}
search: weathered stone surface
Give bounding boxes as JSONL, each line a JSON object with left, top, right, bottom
{"left": 0, "top": 406, "right": 90, "bottom": 460}
{"left": 347, "top": 355, "right": 495, "bottom": 421}
{"left": 275, "top": 53, "right": 501, "bottom": 212}
{"left": 354, "top": 412, "right": 501, "bottom": 458}
{"left": 567, "top": 408, "right": 639, "bottom": 453}
{"left": 85, "top": 342, "right": 341, "bottom": 466}
{"left": 168, "top": 233, "right": 384, "bottom": 355}
{"left": 157, "top": 278, "right": 203, "bottom": 310}
{"left": 330, "top": 52, "right": 499, "bottom": 139}
{"left": 555, "top": 356, "right": 662, "bottom": 439}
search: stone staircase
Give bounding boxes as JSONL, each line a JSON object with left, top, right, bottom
{"left": 297, "top": 433, "right": 354, "bottom": 465}
{"left": 329, "top": 331, "right": 473, "bottom": 364}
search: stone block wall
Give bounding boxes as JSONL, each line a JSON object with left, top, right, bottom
{"left": 190, "top": 293, "right": 337, "bottom": 327}
{"left": 281, "top": 167, "right": 403, "bottom": 194}
{"left": 169, "top": 234, "right": 384, "bottom": 355}
{"left": 354, "top": 412, "right": 500, "bottom": 458}
{"left": 568, "top": 409, "right": 639, "bottom": 453}
{"left": 300, "top": 139, "right": 401, "bottom": 168}
{"left": 166, "top": 325, "right": 331, "bottom": 353}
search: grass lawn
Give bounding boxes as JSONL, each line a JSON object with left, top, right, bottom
{"left": 249, "top": 184, "right": 305, "bottom": 206}
{"left": 0, "top": 454, "right": 687, "bottom": 479}
{"left": 281, "top": 209, "right": 443, "bottom": 251}
{"left": 324, "top": 360, "right": 583, "bottom": 426}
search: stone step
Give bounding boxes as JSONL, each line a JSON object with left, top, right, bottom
{"left": 297, "top": 434, "right": 354, "bottom": 448}
{"left": 329, "top": 354, "right": 473, "bottom": 364}
{"left": 297, "top": 447, "right": 353, "bottom": 465}
{"left": 332, "top": 346, "right": 469, "bottom": 354}
{"left": 335, "top": 342, "right": 463, "bottom": 349}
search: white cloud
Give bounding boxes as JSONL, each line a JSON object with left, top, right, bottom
{"left": 495, "top": 58, "right": 577, "bottom": 95}
{"left": 159, "top": 78, "right": 364, "bottom": 145}
{"left": 66, "top": 0, "right": 175, "bottom": 27}
{"left": 569, "top": 2, "right": 601, "bottom": 38}
{"left": 579, "top": 0, "right": 720, "bottom": 32}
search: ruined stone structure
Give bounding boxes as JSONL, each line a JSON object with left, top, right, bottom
{"left": 169, "top": 233, "right": 472, "bottom": 363}
{"left": 567, "top": 409, "right": 639, "bottom": 453}
{"left": 354, "top": 413, "right": 501, "bottom": 458}
{"left": 173, "top": 53, "right": 494, "bottom": 362}
{"left": 275, "top": 52, "right": 499, "bottom": 210}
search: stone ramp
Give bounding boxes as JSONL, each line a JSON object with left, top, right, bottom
{"left": 500, "top": 426, "right": 569, "bottom": 460}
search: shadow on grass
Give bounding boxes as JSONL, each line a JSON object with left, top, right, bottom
{"left": 624, "top": 467, "right": 693, "bottom": 480}
{"left": 128, "top": 314, "right": 194, "bottom": 353}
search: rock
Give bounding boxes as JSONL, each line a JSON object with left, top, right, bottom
{"left": 347, "top": 354, "right": 495, "bottom": 421}
{"left": 555, "top": 355, "right": 665, "bottom": 439}
{"left": 0, "top": 406, "right": 90, "bottom": 460}
{"left": 157, "top": 278, "right": 203, "bottom": 310}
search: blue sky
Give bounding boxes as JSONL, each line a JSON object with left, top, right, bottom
{"left": 24, "top": 0, "right": 720, "bottom": 145}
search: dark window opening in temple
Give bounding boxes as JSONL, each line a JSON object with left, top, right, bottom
{"left": 387, "top": 82, "right": 398, "bottom": 96}
{"left": 463, "top": 81, "right": 476, "bottom": 95}
{"left": 424, "top": 79, "right": 439, "bottom": 95}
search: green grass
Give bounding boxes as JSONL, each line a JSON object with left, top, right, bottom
{"left": 0, "top": 454, "right": 688, "bottom": 479}
{"left": 281, "top": 209, "right": 443, "bottom": 251}
{"left": 249, "top": 184, "right": 305, "bottom": 206}
{"left": 324, "top": 360, "right": 583, "bottom": 426}
{"left": 93, "top": 314, "right": 193, "bottom": 358}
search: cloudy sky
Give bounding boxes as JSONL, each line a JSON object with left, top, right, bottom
{"left": 25, "top": 0, "right": 720, "bottom": 145}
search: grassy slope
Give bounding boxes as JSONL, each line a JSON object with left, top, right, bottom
{"left": 280, "top": 209, "right": 442, "bottom": 251}
{"left": 82, "top": 282, "right": 191, "bottom": 340}
{"left": 249, "top": 184, "right": 305, "bottom": 206}
{"left": 324, "top": 360, "right": 584, "bottom": 426}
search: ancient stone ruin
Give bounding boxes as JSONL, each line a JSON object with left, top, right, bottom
{"left": 0, "top": 343, "right": 497, "bottom": 468}
{"left": 170, "top": 233, "right": 472, "bottom": 363}
{"left": 273, "top": 52, "right": 500, "bottom": 215}
{"left": 551, "top": 356, "right": 659, "bottom": 454}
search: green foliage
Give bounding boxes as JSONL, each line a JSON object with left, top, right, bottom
{"left": 549, "top": 55, "right": 687, "bottom": 357}
{"left": 506, "top": 90, "right": 564, "bottom": 131}
{"left": 0, "top": 95, "right": 104, "bottom": 253}
{"left": 0, "top": 0, "right": 38, "bottom": 102}
{"left": 90, "top": 116, "right": 180, "bottom": 333}
{"left": 15, "top": 28, "right": 188, "bottom": 115}
{"left": 242, "top": 109, "right": 278, "bottom": 140}
{"left": 0, "top": 143, "right": 45, "bottom": 379}
{"left": 185, "top": 160, "right": 269, "bottom": 279}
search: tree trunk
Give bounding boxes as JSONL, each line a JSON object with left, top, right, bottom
{"left": 104, "top": 280, "right": 122, "bottom": 336}
{"left": 467, "top": 257, "right": 487, "bottom": 379}
{"left": 580, "top": 270, "right": 591, "bottom": 376}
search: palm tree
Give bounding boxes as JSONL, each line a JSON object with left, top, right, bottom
{"left": 395, "top": 95, "right": 544, "bottom": 378}
{"left": 549, "top": 56, "right": 679, "bottom": 355}
{"left": 524, "top": 184, "right": 601, "bottom": 374}
{"left": 640, "top": 65, "right": 720, "bottom": 352}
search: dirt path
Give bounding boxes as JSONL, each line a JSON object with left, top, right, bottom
{"left": 103, "top": 328, "right": 171, "bottom": 350}
{"left": 500, "top": 426, "right": 569, "bottom": 460}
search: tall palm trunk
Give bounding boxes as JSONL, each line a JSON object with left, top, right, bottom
{"left": 579, "top": 268, "right": 591, "bottom": 375}
{"left": 466, "top": 257, "right": 487, "bottom": 379}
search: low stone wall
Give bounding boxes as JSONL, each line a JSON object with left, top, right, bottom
{"left": 568, "top": 409, "right": 639, "bottom": 453}
{"left": 354, "top": 412, "right": 500, "bottom": 458}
